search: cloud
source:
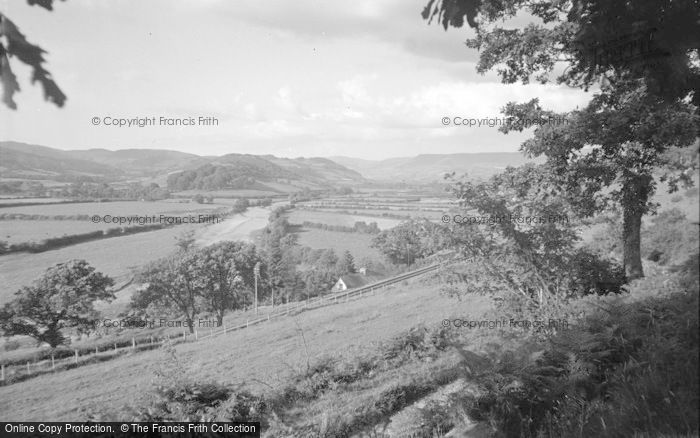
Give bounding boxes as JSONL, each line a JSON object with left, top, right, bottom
{"left": 222, "top": 0, "right": 479, "bottom": 63}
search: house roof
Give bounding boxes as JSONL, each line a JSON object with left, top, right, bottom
{"left": 338, "top": 272, "right": 383, "bottom": 289}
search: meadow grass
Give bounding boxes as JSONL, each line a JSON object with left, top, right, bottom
{"left": 0, "top": 280, "right": 492, "bottom": 421}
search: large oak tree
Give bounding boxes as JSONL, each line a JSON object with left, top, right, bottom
{"left": 423, "top": 0, "right": 700, "bottom": 278}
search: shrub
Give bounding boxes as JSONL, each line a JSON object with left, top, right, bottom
{"left": 379, "top": 325, "right": 451, "bottom": 364}
{"left": 566, "top": 248, "right": 626, "bottom": 297}
{"left": 447, "top": 279, "right": 699, "bottom": 437}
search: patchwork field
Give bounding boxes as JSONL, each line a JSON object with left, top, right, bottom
{"left": 0, "top": 199, "right": 229, "bottom": 217}
{"left": 173, "top": 189, "right": 282, "bottom": 198}
{"left": 0, "top": 207, "right": 271, "bottom": 305}
{"left": 287, "top": 209, "right": 401, "bottom": 230}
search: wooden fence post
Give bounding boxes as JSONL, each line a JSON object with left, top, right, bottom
{"left": 26, "top": 362, "right": 30, "bottom": 375}
{"left": 194, "top": 330, "right": 198, "bottom": 340}
{"left": 95, "top": 346, "right": 98, "bottom": 354}
{"left": 51, "top": 354, "right": 55, "bottom": 370}
{"left": 114, "top": 343, "right": 117, "bottom": 351}
{"left": 75, "top": 350, "right": 79, "bottom": 364}
{"left": 246, "top": 319, "right": 249, "bottom": 328}
{"left": 267, "top": 314, "right": 270, "bottom": 322}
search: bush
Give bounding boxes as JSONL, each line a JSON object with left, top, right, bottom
{"left": 447, "top": 279, "right": 699, "bottom": 437}
{"left": 566, "top": 248, "right": 626, "bottom": 297}
{"left": 380, "top": 325, "right": 451, "bottom": 364}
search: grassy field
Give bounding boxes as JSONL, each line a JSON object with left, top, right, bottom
{"left": 0, "top": 207, "right": 272, "bottom": 305}
{"left": 0, "top": 220, "right": 114, "bottom": 244}
{"left": 287, "top": 209, "right": 401, "bottom": 230}
{"left": 0, "top": 200, "right": 229, "bottom": 216}
{"left": 294, "top": 228, "right": 385, "bottom": 264}
{"left": 0, "top": 198, "right": 68, "bottom": 204}
{"left": 0, "top": 226, "right": 198, "bottom": 303}
{"left": 174, "top": 189, "right": 282, "bottom": 198}
{"left": 0, "top": 278, "right": 492, "bottom": 421}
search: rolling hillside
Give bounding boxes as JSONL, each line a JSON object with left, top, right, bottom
{"left": 0, "top": 142, "right": 365, "bottom": 193}
{"left": 0, "top": 142, "right": 122, "bottom": 178}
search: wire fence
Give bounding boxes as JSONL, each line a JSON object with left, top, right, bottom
{"left": 0, "top": 262, "right": 445, "bottom": 386}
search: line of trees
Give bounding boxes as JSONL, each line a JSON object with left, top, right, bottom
{"left": 131, "top": 241, "right": 260, "bottom": 330}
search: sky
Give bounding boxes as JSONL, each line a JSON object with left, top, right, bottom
{"left": 1, "top": 0, "right": 594, "bottom": 159}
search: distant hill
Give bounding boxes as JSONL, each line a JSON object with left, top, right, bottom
{"left": 0, "top": 142, "right": 364, "bottom": 194}
{"left": 0, "top": 142, "right": 122, "bottom": 178}
{"left": 329, "top": 153, "right": 541, "bottom": 182}
{"left": 168, "top": 154, "right": 365, "bottom": 192}
{"left": 63, "top": 148, "right": 210, "bottom": 176}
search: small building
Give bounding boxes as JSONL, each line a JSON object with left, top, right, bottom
{"left": 330, "top": 268, "right": 383, "bottom": 293}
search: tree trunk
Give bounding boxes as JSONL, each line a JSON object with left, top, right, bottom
{"left": 186, "top": 317, "right": 195, "bottom": 333}
{"left": 622, "top": 207, "right": 644, "bottom": 280}
{"left": 621, "top": 172, "right": 651, "bottom": 281}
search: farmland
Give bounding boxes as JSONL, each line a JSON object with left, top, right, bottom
{"left": 1, "top": 220, "right": 113, "bottom": 245}
{"left": 0, "top": 206, "right": 272, "bottom": 305}
{"left": 286, "top": 209, "right": 401, "bottom": 230}
{"left": 293, "top": 195, "right": 455, "bottom": 223}
{"left": 0, "top": 199, "right": 229, "bottom": 217}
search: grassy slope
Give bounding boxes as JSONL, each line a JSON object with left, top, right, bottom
{"left": 0, "top": 278, "right": 491, "bottom": 421}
